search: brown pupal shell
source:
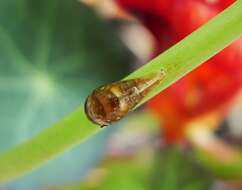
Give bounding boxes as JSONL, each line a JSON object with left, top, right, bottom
{"left": 85, "top": 71, "right": 165, "bottom": 127}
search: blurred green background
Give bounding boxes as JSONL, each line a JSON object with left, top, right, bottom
{"left": 0, "top": 0, "right": 242, "bottom": 190}
{"left": 0, "top": 0, "right": 133, "bottom": 189}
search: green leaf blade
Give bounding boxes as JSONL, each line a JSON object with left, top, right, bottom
{"left": 0, "top": 108, "right": 99, "bottom": 182}
{"left": 0, "top": 0, "right": 242, "bottom": 183}
{"left": 126, "top": 1, "right": 242, "bottom": 104}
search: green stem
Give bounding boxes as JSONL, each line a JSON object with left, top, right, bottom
{"left": 126, "top": 0, "right": 242, "bottom": 104}
{"left": 0, "top": 108, "right": 99, "bottom": 182}
{"left": 0, "top": 1, "right": 241, "bottom": 182}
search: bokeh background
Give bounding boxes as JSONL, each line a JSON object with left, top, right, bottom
{"left": 0, "top": 0, "right": 242, "bottom": 189}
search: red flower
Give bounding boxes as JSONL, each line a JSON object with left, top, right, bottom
{"left": 116, "top": 0, "right": 242, "bottom": 143}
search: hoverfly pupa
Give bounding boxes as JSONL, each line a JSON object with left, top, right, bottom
{"left": 85, "top": 70, "right": 166, "bottom": 127}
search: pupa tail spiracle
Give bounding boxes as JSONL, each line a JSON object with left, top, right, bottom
{"left": 85, "top": 70, "right": 166, "bottom": 127}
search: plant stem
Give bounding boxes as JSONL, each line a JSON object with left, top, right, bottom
{"left": 0, "top": 1, "right": 241, "bottom": 182}
{"left": 0, "top": 108, "right": 99, "bottom": 182}
{"left": 126, "top": 0, "right": 242, "bottom": 104}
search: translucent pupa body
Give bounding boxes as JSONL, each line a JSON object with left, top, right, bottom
{"left": 85, "top": 71, "right": 165, "bottom": 127}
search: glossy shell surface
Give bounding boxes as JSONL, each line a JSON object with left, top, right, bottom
{"left": 85, "top": 71, "right": 165, "bottom": 127}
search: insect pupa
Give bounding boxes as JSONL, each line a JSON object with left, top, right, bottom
{"left": 85, "top": 70, "right": 166, "bottom": 127}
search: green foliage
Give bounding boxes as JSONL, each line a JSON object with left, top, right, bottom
{"left": 196, "top": 150, "right": 242, "bottom": 179}
{"left": 0, "top": 0, "right": 131, "bottom": 184}
{"left": 0, "top": 108, "right": 99, "bottom": 182}
{"left": 148, "top": 147, "right": 213, "bottom": 190}
{"left": 61, "top": 147, "right": 213, "bottom": 190}
{"left": 125, "top": 1, "right": 242, "bottom": 105}
{"left": 0, "top": 0, "right": 242, "bottom": 183}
